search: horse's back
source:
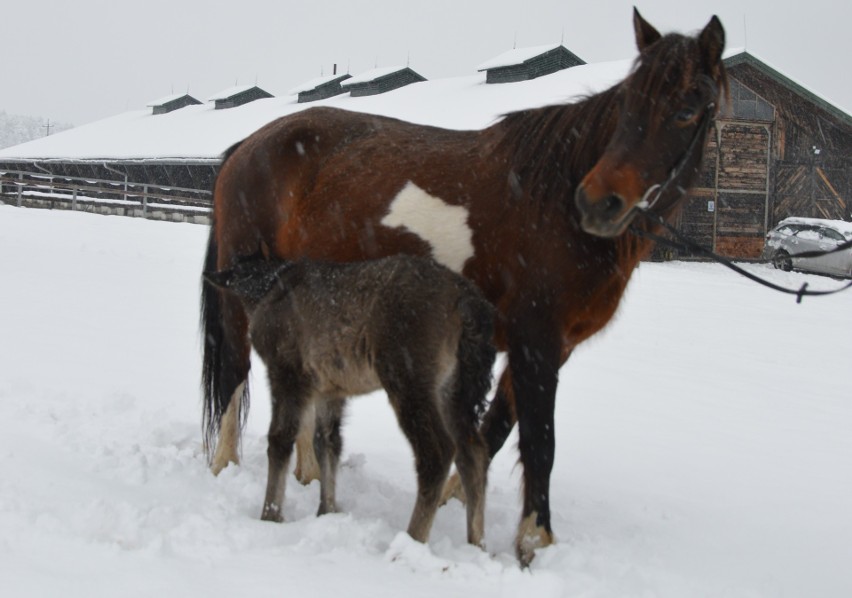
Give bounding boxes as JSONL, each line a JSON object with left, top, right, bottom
{"left": 212, "top": 107, "right": 495, "bottom": 268}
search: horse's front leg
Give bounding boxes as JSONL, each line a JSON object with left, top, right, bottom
{"left": 508, "top": 318, "right": 562, "bottom": 567}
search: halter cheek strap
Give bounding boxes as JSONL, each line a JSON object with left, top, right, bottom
{"left": 636, "top": 100, "right": 716, "bottom": 213}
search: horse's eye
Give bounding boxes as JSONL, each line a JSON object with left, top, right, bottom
{"left": 675, "top": 107, "right": 697, "bottom": 123}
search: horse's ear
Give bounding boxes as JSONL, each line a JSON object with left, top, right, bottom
{"left": 633, "top": 7, "right": 661, "bottom": 51}
{"left": 699, "top": 15, "right": 725, "bottom": 71}
{"left": 203, "top": 270, "right": 232, "bottom": 290}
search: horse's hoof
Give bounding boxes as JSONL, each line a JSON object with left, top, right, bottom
{"left": 293, "top": 462, "right": 321, "bottom": 485}
{"left": 210, "top": 456, "right": 238, "bottom": 476}
{"left": 515, "top": 512, "right": 555, "bottom": 567}
{"left": 439, "top": 472, "right": 467, "bottom": 506}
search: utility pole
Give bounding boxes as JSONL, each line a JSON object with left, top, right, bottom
{"left": 43, "top": 119, "right": 53, "bottom": 136}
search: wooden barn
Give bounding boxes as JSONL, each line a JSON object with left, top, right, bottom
{"left": 208, "top": 85, "right": 273, "bottom": 109}
{"left": 341, "top": 67, "right": 426, "bottom": 97}
{"left": 290, "top": 73, "right": 352, "bottom": 103}
{"left": 477, "top": 44, "right": 585, "bottom": 84}
{"left": 675, "top": 51, "right": 852, "bottom": 258}
{"left": 147, "top": 93, "right": 202, "bottom": 115}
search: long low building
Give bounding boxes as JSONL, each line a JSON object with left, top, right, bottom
{"left": 1, "top": 50, "right": 850, "bottom": 258}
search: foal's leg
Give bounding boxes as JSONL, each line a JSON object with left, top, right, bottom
{"left": 314, "top": 398, "right": 346, "bottom": 516}
{"left": 441, "top": 370, "right": 515, "bottom": 504}
{"left": 386, "top": 384, "right": 455, "bottom": 543}
{"left": 261, "top": 367, "right": 311, "bottom": 523}
{"left": 445, "top": 409, "right": 488, "bottom": 547}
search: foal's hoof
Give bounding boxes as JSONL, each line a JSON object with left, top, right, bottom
{"left": 439, "top": 472, "right": 467, "bottom": 506}
{"left": 316, "top": 502, "right": 339, "bottom": 517}
{"left": 261, "top": 505, "right": 284, "bottom": 523}
{"left": 515, "top": 512, "right": 555, "bottom": 567}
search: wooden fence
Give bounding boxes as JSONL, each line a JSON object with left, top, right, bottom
{"left": 0, "top": 169, "right": 213, "bottom": 224}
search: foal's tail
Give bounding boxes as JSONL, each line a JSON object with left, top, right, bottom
{"left": 453, "top": 293, "right": 497, "bottom": 425}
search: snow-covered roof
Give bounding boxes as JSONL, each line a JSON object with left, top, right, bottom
{"left": 3, "top": 50, "right": 847, "bottom": 163}
{"left": 288, "top": 74, "right": 350, "bottom": 95}
{"left": 341, "top": 66, "right": 410, "bottom": 86}
{"left": 477, "top": 44, "right": 564, "bottom": 71}
{"left": 207, "top": 85, "right": 264, "bottom": 102}
{"left": 0, "top": 59, "right": 631, "bottom": 161}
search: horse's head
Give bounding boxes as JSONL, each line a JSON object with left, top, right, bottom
{"left": 575, "top": 9, "right": 727, "bottom": 238}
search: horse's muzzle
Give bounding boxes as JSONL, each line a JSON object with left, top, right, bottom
{"left": 575, "top": 185, "right": 635, "bottom": 238}
{"left": 575, "top": 157, "right": 650, "bottom": 238}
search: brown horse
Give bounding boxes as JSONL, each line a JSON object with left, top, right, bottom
{"left": 201, "top": 8, "right": 727, "bottom": 565}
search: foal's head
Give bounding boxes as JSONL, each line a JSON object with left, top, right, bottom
{"left": 575, "top": 9, "right": 727, "bottom": 238}
{"left": 203, "top": 252, "right": 295, "bottom": 310}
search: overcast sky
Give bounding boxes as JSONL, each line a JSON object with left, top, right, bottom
{"left": 2, "top": 0, "right": 850, "bottom": 126}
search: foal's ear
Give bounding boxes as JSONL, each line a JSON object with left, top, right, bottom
{"left": 633, "top": 7, "right": 661, "bottom": 51}
{"left": 203, "top": 270, "right": 232, "bottom": 289}
{"left": 699, "top": 15, "right": 725, "bottom": 70}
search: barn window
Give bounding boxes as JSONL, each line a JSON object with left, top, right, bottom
{"left": 728, "top": 80, "right": 775, "bottom": 122}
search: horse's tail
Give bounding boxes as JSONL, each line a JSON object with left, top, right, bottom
{"left": 453, "top": 291, "right": 497, "bottom": 425}
{"left": 200, "top": 141, "right": 250, "bottom": 463}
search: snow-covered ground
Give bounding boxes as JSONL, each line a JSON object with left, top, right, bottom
{"left": 1, "top": 205, "right": 850, "bottom": 597}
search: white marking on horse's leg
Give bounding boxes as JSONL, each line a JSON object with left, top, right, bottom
{"left": 381, "top": 181, "right": 474, "bottom": 273}
{"left": 516, "top": 511, "right": 555, "bottom": 567}
{"left": 294, "top": 402, "right": 320, "bottom": 484}
{"left": 210, "top": 382, "right": 244, "bottom": 475}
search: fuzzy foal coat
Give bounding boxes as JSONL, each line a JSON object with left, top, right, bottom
{"left": 205, "top": 254, "right": 496, "bottom": 546}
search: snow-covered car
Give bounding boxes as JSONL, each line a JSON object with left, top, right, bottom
{"left": 762, "top": 217, "right": 852, "bottom": 278}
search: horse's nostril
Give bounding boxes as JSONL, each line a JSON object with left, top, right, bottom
{"left": 602, "top": 194, "right": 625, "bottom": 218}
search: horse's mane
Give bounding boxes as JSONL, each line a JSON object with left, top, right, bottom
{"left": 494, "top": 31, "right": 729, "bottom": 210}
{"left": 496, "top": 86, "right": 620, "bottom": 208}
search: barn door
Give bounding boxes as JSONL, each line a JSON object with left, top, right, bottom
{"left": 714, "top": 122, "right": 771, "bottom": 257}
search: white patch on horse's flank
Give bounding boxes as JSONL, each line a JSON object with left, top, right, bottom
{"left": 380, "top": 181, "right": 474, "bottom": 273}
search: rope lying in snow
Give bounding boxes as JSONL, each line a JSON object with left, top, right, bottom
{"left": 629, "top": 210, "right": 852, "bottom": 304}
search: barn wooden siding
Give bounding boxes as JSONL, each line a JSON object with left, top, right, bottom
{"left": 346, "top": 69, "right": 426, "bottom": 97}
{"left": 213, "top": 87, "right": 273, "bottom": 110}
{"left": 151, "top": 95, "right": 201, "bottom": 115}
{"left": 485, "top": 47, "right": 585, "bottom": 84}
{"left": 676, "top": 53, "right": 852, "bottom": 259}
{"left": 297, "top": 75, "right": 352, "bottom": 103}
